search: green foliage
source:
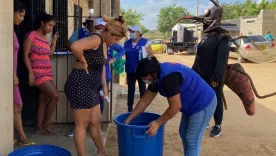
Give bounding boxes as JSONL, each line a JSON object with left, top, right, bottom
{"left": 222, "top": 0, "right": 276, "bottom": 20}
{"left": 157, "top": 5, "right": 191, "bottom": 34}
{"left": 111, "top": 50, "right": 125, "bottom": 75}
{"left": 144, "top": 30, "right": 165, "bottom": 40}
{"left": 120, "top": 8, "right": 149, "bottom": 34}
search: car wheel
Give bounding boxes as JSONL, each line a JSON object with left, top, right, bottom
{"left": 238, "top": 56, "right": 246, "bottom": 63}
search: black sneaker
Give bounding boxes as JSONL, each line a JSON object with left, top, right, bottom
{"left": 210, "top": 125, "right": 222, "bottom": 137}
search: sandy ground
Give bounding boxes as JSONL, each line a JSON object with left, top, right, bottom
{"left": 106, "top": 53, "right": 276, "bottom": 156}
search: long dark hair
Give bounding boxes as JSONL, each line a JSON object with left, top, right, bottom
{"left": 136, "top": 56, "right": 160, "bottom": 77}
{"left": 34, "top": 11, "right": 55, "bottom": 30}
{"left": 14, "top": 1, "right": 26, "bottom": 13}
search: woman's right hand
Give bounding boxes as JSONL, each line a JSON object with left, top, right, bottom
{"left": 29, "top": 72, "right": 35, "bottom": 86}
{"left": 13, "top": 75, "right": 19, "bottom": 86}
{"left": 75, "top": 61, "right": 88, "bottom": 74}
{"left": 124, "top": 118, "right": 132, "bottom": 125}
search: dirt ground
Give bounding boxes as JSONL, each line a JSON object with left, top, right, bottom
{"left": 106, "top": 54, "right": 276, "bottom": 156}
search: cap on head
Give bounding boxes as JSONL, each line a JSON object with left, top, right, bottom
{"left": 95, "top": 18, "right": 107, "bottom": 27}
{"left": 135, "top": 56, "right": 160, "bottom": 77}
{"left": 128, "top": 25, "right": 142, "bottom": 33}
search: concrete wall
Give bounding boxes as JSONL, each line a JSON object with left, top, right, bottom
{"left": 0, "top": 0, "right": 13, "bottom": 155}
{"left": 240, "top": 10, "right": 276, "bottom": 36}
{"left": 91, "top": 0, "right": 118, "bottom": 17}
{"left": 261, "top": 10, "right": 276, "bottom": 36}
{"left": 93, "top": 0, "right": 101, "bottom": 16}
{"left": 240, "top": 15, "right": 262, "bottom": 35}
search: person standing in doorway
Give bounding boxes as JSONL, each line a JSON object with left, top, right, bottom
{"left": 124, "top": 25, "right": 154, "bottom": 112}
{"left": 23, "top": 12, "right": 59, "bottom": 135}
{"left": 68, "top": 16, "right": 97, "bottom": 48}
{"left": 13, "top": 1, "right": 35, "bottom": 146}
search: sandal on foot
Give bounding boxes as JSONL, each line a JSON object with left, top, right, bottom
{"left": 17, "top": 141, "right": 36, "bottom": 147}
{"left": 13, "top": 140, "right": 18, "bottom": 145}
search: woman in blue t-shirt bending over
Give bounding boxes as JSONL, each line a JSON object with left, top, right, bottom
{"left": 124, "top": 56, "right": 217, "bottom": 156}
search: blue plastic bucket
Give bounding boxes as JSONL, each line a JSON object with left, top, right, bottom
{"left": 9, "top": 145, "right": 71, "bottom": 156}
{"left": 114, "top": 112, "right": 166, "bottom": 156}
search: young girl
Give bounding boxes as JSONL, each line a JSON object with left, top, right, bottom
{"left": 23, "top": 12, "right": 59, "bottom": 135}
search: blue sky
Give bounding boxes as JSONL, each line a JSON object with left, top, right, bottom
{"left": 121, "top": 0, "right": 259, "bottom": 30}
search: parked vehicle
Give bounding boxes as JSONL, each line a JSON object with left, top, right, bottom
{"left": 164, "top": 28, "right": 197, "bottom": 55}
{"left": 167, "top": 47, "right": 174, "bottom": 55}
{"left": 150, "top": 39, "right": 167, "bottom": 54}
{"left": 229, "top": 35, "right": 275, "bottom": 62}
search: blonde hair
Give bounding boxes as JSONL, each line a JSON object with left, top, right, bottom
{"left": 103, "top": 16, "right": 127, "bottom": 38}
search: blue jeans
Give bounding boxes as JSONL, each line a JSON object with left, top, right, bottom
{"left": 179, "top": 95, "right": 217, "bottom": 156}
{"left": 100, "top": 80, "right": 110, "bottom": 114}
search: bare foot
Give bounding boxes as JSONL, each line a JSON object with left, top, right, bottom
{"left": 43, "top": 124, "right": 59, "bottom": 134}
{"left": 34, "top": 128, "right": 51, "bottom": 135}
{"left": 97, "top": 151, "right": 109, "bottom": 156}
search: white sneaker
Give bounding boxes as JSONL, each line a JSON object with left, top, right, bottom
{"left": 206, "top": 124, "right": 209, "bottom": 129}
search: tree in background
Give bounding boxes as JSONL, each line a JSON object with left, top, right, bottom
{"left": 222, "top": 0, "right": 275, "bottom": 20}
{"left": 157, "top": 5, "right": 191, "bottom": 34}
{"left": 120, "top": 8, "right": 149, "bottom": 34}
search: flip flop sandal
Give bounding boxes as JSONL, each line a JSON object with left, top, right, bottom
{"left": 17, "top": 141, "right": 36, "bottom": 147}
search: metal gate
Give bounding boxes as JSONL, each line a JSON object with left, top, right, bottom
{"left": 16, "top": 0, "right": 114, "bottom": 125}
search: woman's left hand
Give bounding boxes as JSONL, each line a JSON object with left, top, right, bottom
{"left": 146, "top": 120, "right": 160, "bottom": 137}
{"left": 103, "top": 86, "right": 108, "bottom": 97}
{"left": 53, "top": 32, "right": 59, "bottom": 41}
